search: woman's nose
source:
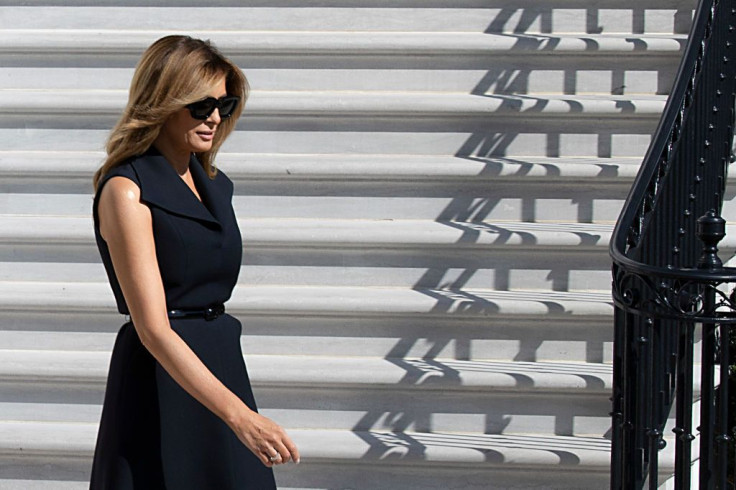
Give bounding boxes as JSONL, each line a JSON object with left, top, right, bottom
{"left": 207, "top": 108, "right": 221, "bottom": 124}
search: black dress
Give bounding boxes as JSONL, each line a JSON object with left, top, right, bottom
{"left": 89, "top": 148, "right": 276, "bottom": 489}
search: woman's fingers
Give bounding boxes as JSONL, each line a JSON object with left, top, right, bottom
{"left": 233, "top": 410, "right": 300, "bottom": 467}
{"left": 285, "top": 437, "right": 301, "bottom": 464}
{"left": 266, "top": 438, "right": 298, "bottom": 465}
{"left": 275, "top": 430, "right": 301, "bottom": 464}
{"left": 265, "top": 450, "right": 282, "bottom": 465}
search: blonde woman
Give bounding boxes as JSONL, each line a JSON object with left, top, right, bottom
{"left": 90, "top": 35, "right": 298, "bottom": 489}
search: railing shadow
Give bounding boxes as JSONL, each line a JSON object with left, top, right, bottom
{"left": 351, "top": 3, "right": 694, "bottom": 468}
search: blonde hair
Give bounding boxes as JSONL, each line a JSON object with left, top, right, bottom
{"left": 93, "top": 35, "right": 248, "bottom": 190}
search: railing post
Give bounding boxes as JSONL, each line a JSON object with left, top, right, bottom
{"left": 611, "top": 307, "right": 624, "bottom": 490}
{"left": 673, "top": 320, "right": 695, "bottom": 490}
{"left": 696, "top": 210, "right": 726, "bottom": 490}
{"left": 716, "top": 324, "right": 730, "bottom": 490}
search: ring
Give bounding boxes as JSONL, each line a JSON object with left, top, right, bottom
{"left": 269, "top": 454, "right": 280, "bottom": 462}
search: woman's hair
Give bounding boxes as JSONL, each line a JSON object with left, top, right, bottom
{"left": 93, "top": 35, "right": 248, "bottom": 189}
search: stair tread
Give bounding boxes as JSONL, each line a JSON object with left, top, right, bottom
{"left": 0, "top": 215, "right": 616, "bottom": 248}
{"left": 0, "top": 90, "right": 668, "bottom": 118}
{"left": 6, "top": 215, "right": 736, "bottom": 251}
{"left": 0, "top": 30, "right": 687, "bottom": 55}
{"left": 0, "top": 350, "right": 613, "bottom": 392}
{"left": 0, "top": 152, "right": 646, "bottom": 180}
{"left": 0, "top": 128, "right": 659, "bottom": 159}
{"left": 0, "top": 421, "right": 613, "bottom": 468}
{"left": 0, "top": 282, "right": 613, "bottom": 318}
{"left": 0, "top": 387, "right": 613, "bottom": 434}
{"left": 0, "top": 67, "right": 677, "bottom": 96}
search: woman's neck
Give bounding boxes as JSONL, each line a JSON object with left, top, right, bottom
{"left": 151, "top": 141, "right": 190, "bottom": 176}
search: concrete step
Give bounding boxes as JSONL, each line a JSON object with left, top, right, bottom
{"left": 0, "top": 153, "right": 649, "bottom": 184}
{"left": 1, "top": 216, "right": 617, "bottom": 246}
{"left": 0, "top": 31, "right": 688, "bottom": 56}
{"left": 0, "top": 219, "right": 613, "bottom": 290}
{"left": 0, "top": 257, "right": 604, "bottom": 292}
{"left": 0, "top": 167, "right": 639, "bottom": 220}
{"left": 2, "top": 258, "right": 613, "bottom": 293}
{"left": 1, "top": 385, "right": 611, "bottom": 438}
{"left": 0, "top": 421, "right": 613, "bottom": 464}
{"left": 0, "top": 348, "right": 617, "bottom": 478}
{"left": 0, "top": 32, "right": 685, "bottom": 96}
{"left": 0, "top": 152, "right": 661, "bottom": 223}
{"left": 0, "top": 282, "right": 614, "bottom": 362}
{"left": 0, "top": 90, "right": 668, "bottom": 119}
{"left": 0, "top": 4, "right": 694, "bottom": 34}
{"left": 0, "top": 423, "right": 614, "bottom": 490}
{"left": 0, "top": 380, "right": 612, "bottom": 437}
{"left": 0, "top": 309, "right": 614, "bottom": 363}
{"left": 0, "top": 350, "right": 613, "bottom": 393}
{"left": 0, "top": 123, "right": 660, "bottom": 158}
{"left": 0, "top": 89, "right": 666, "bottom": 158}
{"left": 1, "top": 32, "right": 687, "bottom": 98}
{"left": 0, "top": 282, "right": 613, "bottom": 318}
{"left": 0, "top": 60, "right": 681, "bottom": 96}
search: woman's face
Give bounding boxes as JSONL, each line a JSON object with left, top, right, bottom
{"left": 157, "top": 76, "right": 228, "bottom": 156}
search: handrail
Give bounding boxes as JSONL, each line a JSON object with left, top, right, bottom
{"left": 609, "top": 0, "right": 736, "bottom": 488}
{"left": 611, "top": 0, "right": 725, "bottom": 267}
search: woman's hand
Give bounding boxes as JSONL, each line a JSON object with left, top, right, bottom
{"left": 228, "top": 409, "right": 300, "bottom": 466}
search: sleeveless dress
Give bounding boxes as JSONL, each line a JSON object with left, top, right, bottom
{"left": 89, "top": 148, "right": 276, "bottom": 489}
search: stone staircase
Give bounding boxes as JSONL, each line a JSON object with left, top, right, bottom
{"left": 0, "top": 1, "right": 700, "bottom": 489}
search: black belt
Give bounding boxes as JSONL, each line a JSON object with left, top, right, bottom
{"left": 167, "top": 304, "right": 225, "bottom": 321}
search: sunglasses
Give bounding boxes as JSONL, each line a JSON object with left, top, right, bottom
{"left": 185, "top": 95, "right": 240, "bottom": 120}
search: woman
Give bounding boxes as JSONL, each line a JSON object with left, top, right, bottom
{"left": 89, "top": 35, "right": 298, "bottom": 489}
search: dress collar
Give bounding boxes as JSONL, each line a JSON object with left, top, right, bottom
{"left": 130, "top": 148, "right": 233, "bottom": 228}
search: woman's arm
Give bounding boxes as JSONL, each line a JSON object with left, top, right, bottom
{"left": 98, "top": 176, "right": 299, "bottom": 466}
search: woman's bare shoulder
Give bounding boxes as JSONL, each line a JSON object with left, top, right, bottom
{"left": 98, "top": 176, "right": 151, "bottom": 241}
{"left": 99, "top": 176, "right": 142, "bottom": 208}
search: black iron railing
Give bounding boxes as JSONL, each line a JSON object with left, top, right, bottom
{"left": 610, "top": 0, "right": 736, "bottom": 488}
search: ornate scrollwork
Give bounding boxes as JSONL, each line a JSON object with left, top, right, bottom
{"left": 612, "top": 265, "right": 736, "bottom": 323}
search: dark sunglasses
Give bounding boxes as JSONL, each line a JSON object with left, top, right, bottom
{"left": 185, "top": 95, "right": 240, "bottom": 120}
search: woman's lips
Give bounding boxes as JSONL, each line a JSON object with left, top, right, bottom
{"left": 197, "top": 131, "right": 214, "bottom": 142}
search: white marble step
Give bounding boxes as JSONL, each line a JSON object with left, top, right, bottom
{"left": 0, "top": 189, "right": 630, "bottom": 223}
{"left": 0, "top": 306, "right": 615, "bottom": 361}
{"left": 0, "top": 351, "right": 615, "bottom": 438}
{"left": 0, "top": 6, "right": 693, "bottom": 34}
{"left": 0, "top": 218, "right": 618, "bottom": 291}
{"left": 0, "top": 7, "right": 519, "bottom": 33}
{"left": 0, "top": 423, "right": 615, "bottom": 489}
{"left": 0, "top": 90, "right": 668, "bottom": 120}
{"left": 1, "top": 32, "right": 686, "bottom": 97}
{"left": 0, "top": 89, "right": 667, "bottom": 159}
{"left": 0, "top": 422, "right": 613, "bottom": 466}
{"left": 0, "top": 350, "right": 613, "bottom": 393}
{"left": 0, "top": 384, "right": 611, "bottom": 438}
{"left": 0, "top": 63, "right": 678, "bottom": 96}
{"left": 0, "top": 480, "right": 86, "bottom": 490}
{"left": 0, "top": 216, "right": 616, "bottom": 248}
{"left": 0, "top": 258, "right": 603, "bottom": 292}
{"left": 0, "top": 307, "right": 614, "bottom": 363}
{"left": 0, "top": 282, "right": 613, "bottom": 317}
{"left": 0, "top": 153, "right": 649, "bottom": 182}
{"left": 0, "top": 31, "right": 687, "bottom": 57}
{"left": 0, "top": 126, "right": 659, "bottom": 158}
{"left": 0, "top": 283, "right": 613, "bottom": 365}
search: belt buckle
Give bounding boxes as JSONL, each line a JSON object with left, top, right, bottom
{"left": 204, "top": 307, "right": 218, "bottom": 321}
